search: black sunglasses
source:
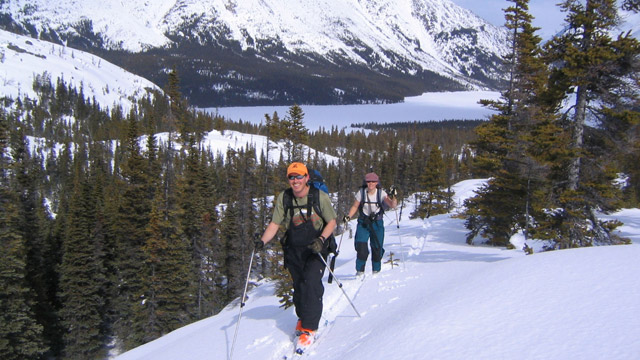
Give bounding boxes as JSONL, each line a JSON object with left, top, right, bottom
{"left": 288, "top": 175, "right": 305, "bottom": 180}
{"left": 366, "top": 181, "right": 378, "bottom": 183}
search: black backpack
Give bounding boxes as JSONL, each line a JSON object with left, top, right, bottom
{"left": 282, "top": 184, "right": 337, "bottom": 255}
{"left": 357, "top": 182, "right": 388, "bottom": 220}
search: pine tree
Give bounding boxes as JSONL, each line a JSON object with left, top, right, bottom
{"left": 176, "top": 140, "right": 217, "bottom": 319}
{"left": 166, "top": 68, "right": 187, "bottom": 144}
{"left": 139, "top": 179, "right": 194, "bottom": 343}
{"left": 113, "top": 114, "right": 153, "bottom": 349}
{"left": 465, "top": 0, "right": 550, "bottom": 246}
{"left": 219, "top": 201, "right": 243, "bottom": 304}
{"left": 541, "top": 0, "right": 640, "bottom": 247}
{"left": 283, "top": 105, "right": 309, "bottom": 161}
{"left": 413, "top": 145, "right": 449, "bottom": 219}
{"left": 0, "top": 110, "right": 47, "bottom": 360}
{"left": 196, "top": 151, "right": 222, "bottom": 316}
{"left": 59, "top": 145, "right": 108, "bottom": 359}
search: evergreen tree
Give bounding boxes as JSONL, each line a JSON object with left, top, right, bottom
{"left": 413, "top": 145, "right": 449, "bottom": 219}
{"left": 139, "top": 179, "right": 194, "bottom": 343}
{"left": 165, "top": 68, "right": 192, "bottom": 147}
{"left": 176, "top": 140, "right": 216, "bottom": 318}
{"left": 541, "top": 0, "right": 640, "bottom": 247}
{"left": 282, "top": 105, "right": 309, "bottom": 161}
{"left": 219, "top": 201, "right": 243, "bottom": 304}
{"left": 465, "top": 0, "right": 550, "bottom": 246}
{"left": 0, "top": 110, "right": 47, "bottom": 360}
{"left": 113, "top": 114, "right": 153, "bottom": 349}
{"left": 59, "top": 145, "right": 108, "bottom": 359}
{"left": 196, "top": 151, "right": 222, "bottom": 315}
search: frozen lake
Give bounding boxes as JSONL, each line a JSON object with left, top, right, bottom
{"left": 203, "top": 91, "right": 500, "bottom": 131}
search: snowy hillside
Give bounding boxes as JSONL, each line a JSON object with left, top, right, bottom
{"left": 114, "top": 179, "right": 640, "bottom": 360}
{"left": 0, "top": 29, "right": 159, "bottom": 112}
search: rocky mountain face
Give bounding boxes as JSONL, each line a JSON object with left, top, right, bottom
{"left": 0, "top": 0, "right": 510, "bottom": 106}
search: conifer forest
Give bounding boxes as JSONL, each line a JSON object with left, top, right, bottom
{"left": 1, "top": 1, "right": 639, "bottom": 359}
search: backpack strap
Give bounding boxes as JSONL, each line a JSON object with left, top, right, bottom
{"left": 283, "top": 188, "right": 293, "bottom": 219}
{"left": 357, "top": 187, "right": 384, "bottom": 218}
{"left": 282, "top": 185, "right": 337, "bottom": 256}
{"left": 308, "top": 185, "right": 324, "bottom": 220}
{"left": 282, "top": 185, "right": 325, "bottom": 225}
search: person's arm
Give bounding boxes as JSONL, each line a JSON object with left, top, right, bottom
{"left": 384, "top": 195, "right": 398, "bottom": 209}
{"left": 260, "top": 221, "right": 280, "bottom": 245}
{"left": 346, "top": 199, "right": 360, "bottom": 220}
{"left": 320, "top": 218, "right": 337, "bottom": 240}
{"left": 258, "top": 192, "right": 285, "bottom": 246}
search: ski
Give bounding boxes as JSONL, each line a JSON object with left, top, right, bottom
{"left": 282, "top": 319, "right": 328, "bottom": 358}
{"left": 282, "top": 335, "right": 313, "bottom": 358}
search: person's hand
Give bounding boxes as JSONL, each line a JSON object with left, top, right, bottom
{"left": 388, "top": 185, "right": 398, "bottom": 199}
{"left": 254, "top": 239, "right": 264, "bottom": 251}
{"left": 308, "top": 237, "right": 324, "bottom": 254}
{"left": 342, "top": 215, "right": 350, "bottom": 223}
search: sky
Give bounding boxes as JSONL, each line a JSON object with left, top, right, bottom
{"left": 113, "top": 178, "right": 640, "bottom": 360}
{"left": 451, "top": 0, "right": 567, "bottom": 39}
{"left": 451, "top": 0, "right": 640, "bottom": 40}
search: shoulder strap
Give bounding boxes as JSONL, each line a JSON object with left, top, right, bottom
{"left": 308, "top": 185, "right": 324, "bottom": 221}
{"left": 282, "top": 186, "right": 324, "bottom": 223}
{"left": 358, "top": 188, "right": 384, "bottom": 216}
{"left": 283, "top": 188, "right": 294, "bottom": 219}
{"left": 377, "top": 188, "right": 385, "bottom": 214}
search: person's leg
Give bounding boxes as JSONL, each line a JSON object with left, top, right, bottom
{"left": 285, "top": 247, "right": 305, "bottom": 320}
{"left": 370, "top": 221, "right": 385, "bottom": 272}
{"left": 298, "top": 252, "right": 326, "bottom": 330}
{"left": 354, "top": 221, "right": 370, "bottom": 272}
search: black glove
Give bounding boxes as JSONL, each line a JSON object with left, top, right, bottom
{"left": 254, "top": 239, "right": 264, "bottom": 251}
{"left": 308, "top": 237, "right": 324, "bottom": 254}
{"left": 388, "top": 185, "right": 398, "bottom": 199}
{"left": 342, "top": 215, "right": 350, "bottom": 223}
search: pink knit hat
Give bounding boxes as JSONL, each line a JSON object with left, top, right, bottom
{"left": 364, "top": 172, "right": 379, "bottom": 182}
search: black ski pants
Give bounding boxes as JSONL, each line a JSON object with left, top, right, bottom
{"left": 285, "top": 246, "right": 326, "bottom": 330}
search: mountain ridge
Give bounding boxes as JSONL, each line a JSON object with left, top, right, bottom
{"left": 1, "top": 0, "right": 510, "bottom": 106}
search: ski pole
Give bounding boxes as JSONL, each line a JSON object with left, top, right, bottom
{"left": 317, "top": 253, "right": 361, "bottom": 318}
{"left": 393, "top": 201, "right": 406, "bottom": 270}
{"left": 328, "top": 220, "right": 347, "bottom": 283}
{"left": 394, "top": 206, "right": 400, "bottom": 229}
{"left": 230, "top": 247, "right": 255, "bottom": 360}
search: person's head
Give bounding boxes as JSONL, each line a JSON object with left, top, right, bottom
{"left": 364, "top": 172, "right": 379, "bottom": 190}
{"left": 287, "top": 162, "right": 309, "bottom": 195}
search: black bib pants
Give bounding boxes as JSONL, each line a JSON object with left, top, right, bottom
{"left": 284, "top": 216, "right": 327, "bottom": 331}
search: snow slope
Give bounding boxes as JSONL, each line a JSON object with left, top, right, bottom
{"left": 0, "top": 29, "right": 159, "bottom": 112}
{"left": 114, "top": 179, "right": 640, "bottom": 360}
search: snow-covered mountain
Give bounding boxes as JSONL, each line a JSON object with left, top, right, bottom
{"left": 0, "top": 0, "right": 510, "bottom": 106}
